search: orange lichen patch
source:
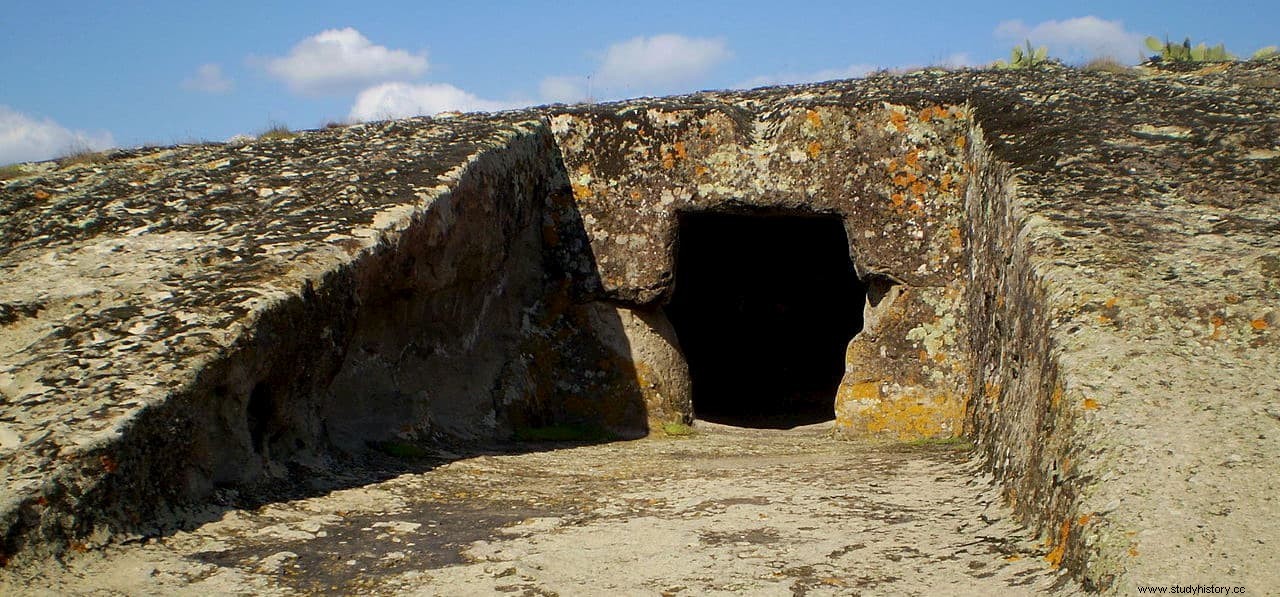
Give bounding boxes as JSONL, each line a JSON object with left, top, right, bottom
{"left": 1050, "top": 384, "right": 1064, "bottom": 408}
{"left": 1252, "top": 319, "right": 1270, "bottom": 330}
{"left": 909, "top": 180, "right": 928, "bottom": 198}
{"left": 918, "top": 349, "right": 930, "bottom": 362}
{"left": 806, "top": 109, "right": 823, "bottom": 128}
{"left": 890, "top": 110, "right": 907, "bottom": 131}
{"left": 907, "top": 201, "right": 923, "bottom": 213}
{"left": 892, "top": 172, "right": 917, "bottom": 187}
{"left": 948, "top": 226, "right": 963, "bottom": 249}
{"left": 673, "top": 141, "right": 687, "bottom": 160}
{"left": 955, "top": 136, "right": 967, "bottom": 149}
{"left": 845, "top": 382, "right": 880, "bottom": 400}
{"left": 904, "top": 149, "right": 920, "bottom": 168}
{"left": 939, "top": 172, "right": 953, "bottom": 191}
{"left": 1129, "top": 546, "right": 1140, "bottom": 557}
{"left": 695, "top": 165, "right": 709, "bottom": 176}
{"left": 571, "top": 183, "right": 594, "bottom": 200}
{"left": 891, "top": 193, "right": 905, "bottom": 207}
{"left": 856, "top": 390, "right": 965, "bottom": 440}
{"left": 807, "top": 141, "right": 822, "bottom": 159}
{"left": 1077, "top": 513, "right": 1094, "bottom": 527}
{"left": 1210, "top": 316, "right": 1225, "bottom": 339}
{"left": 576, "top": 163, "right": 592, "bottom": 176}
{"left": 1104, "top": 297, "right": 1118, "bottom": 308}
{"left": 1004, "top": 555, "right": 1022, "bottom": 562}
{"left": 33, "top": 189, "right": 51, "bottom": 200}
{"left": 629, "top": 190, "right": 643, "bottom": 200}
{"left": 661, "top": 149, "right": 675, "bottom": 170}
{"left": 1082, "top": 398, "right": 1100, "bottom": 410}
{"left": 984, "top": 381, "right": 1002, "bottom": 402}
{"left": 1044, "top": 518, "right": 1072, "bottom": 567}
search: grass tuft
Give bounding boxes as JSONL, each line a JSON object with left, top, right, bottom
{"left": 1082, "top": 57, "right": 1131, "bottom": 74}
{"left": 58, "top": 146, "right": 110, "bottom": 167}
{"left": 258, "top": 121, "right": 296, "bottom": 140}
{"left": 0, "top": 164, "right": 25, "bottom": 180}
{"left": 661, "top": 422, "right": 696, "bottom": 437}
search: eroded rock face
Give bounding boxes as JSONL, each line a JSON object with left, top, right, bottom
{"left": 2, "top": 58, "right": 1278, "bottom": 593}
{"left": 547, "top": 99, "right": 974, "bottom": 438}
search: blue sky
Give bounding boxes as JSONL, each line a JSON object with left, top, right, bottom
{"left": 2, "top": 1, "right": 1277, "bottom": 164}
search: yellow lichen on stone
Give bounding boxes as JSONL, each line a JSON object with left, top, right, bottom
{"left": 806, "top": 141, "right": 822, "bottom": 159}
{"left": 889, "top": 110, "right": 907, "bottom": 132}
{"left": 1045, "top": 517, "right": 1073, "bottom": 567}
{"left": 858, "top": 390, "right": 965, "bottom": 439}
{"left": 571, "top": 183, "right": 594, "bottom": 200}
{"left": 847, "top": 382, "right": 880, "bottom": 400}
{"left": 806, "top": 109, "right": 823, "bottom": 128}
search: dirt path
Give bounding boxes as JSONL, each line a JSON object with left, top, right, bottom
{"left": 3, "top": 424, "right": 1079, "bottom": 595}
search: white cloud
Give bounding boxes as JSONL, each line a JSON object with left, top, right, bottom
{"left": 996, "top": 16, "right": 1146, "bottom": 63}
{"left": 735, "top": 63, "right": 876, "bottom": 89}
{"left": 597, "top": 34, "right": 731, "bottom": 89}
{"left": 539, "top": 75, "right": 588, "bottom": 104}
{"left": 181, "top": 63, "right": 233, "bottom": 94}
{"left": 0, "top": 106, "right": 114, "bottom": 165}
{"left": 264, "top": 28, "right": 428, "bottom": 95}
{"left": 348, "top": 82, "right": 517, "bottom": 121}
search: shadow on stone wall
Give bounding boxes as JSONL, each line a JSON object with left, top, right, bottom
{"left": 0, "top": 128, "right": 662, "bottom": 567}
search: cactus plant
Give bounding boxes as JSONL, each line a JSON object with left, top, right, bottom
{"left": 994, "top": 40, "right": 1050, "bottom": 70}
{"left": 1145, "top": 36, "right": 1235, "bottom": 63}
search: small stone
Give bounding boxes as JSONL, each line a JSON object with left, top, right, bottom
{"left": 1263, "top": 404, "right": 1280, "bottom": 421}
{"left": 0, "top": 425, "right": 22, "bottom": 451}
{"left": 256, "top": 551, "right": 298, "bottom": 573}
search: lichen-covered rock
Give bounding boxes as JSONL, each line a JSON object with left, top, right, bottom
{"left": 2, "top": 57, "right": 1278, "bottom": 594}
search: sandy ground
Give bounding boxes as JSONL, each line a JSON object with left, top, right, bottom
{"left": 1, "top": 423, "right": 1080, "bottom": 596}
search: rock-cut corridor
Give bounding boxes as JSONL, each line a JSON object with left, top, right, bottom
{"left": 1, "top": 58, "right": 1278, "bottom": 594}
{"left": 3, "top": 425, "right": 1076, "bottom": 596}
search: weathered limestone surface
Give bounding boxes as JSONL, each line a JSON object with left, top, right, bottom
{"left": 0, "top": 118, "right": 575, "bottom": 566}
{"left": 1, "top": 58, "right": 1278, "bottom": 593}
{"left": 547, "top": 99, "right": 974, "bottom": 439}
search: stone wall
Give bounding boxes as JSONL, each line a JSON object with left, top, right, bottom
{"left": 0, "top": 121, "right": 572, "bottom": 566}
{"left": 548, "top": 100, "right": 975, "bottom": 439}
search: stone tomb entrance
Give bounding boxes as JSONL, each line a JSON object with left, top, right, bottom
{"left": 664, "top": 212, "right": 867, "bottom": 428}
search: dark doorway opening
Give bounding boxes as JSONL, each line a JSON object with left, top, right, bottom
{"left": 665, "top": 212, "right": 867, "bottom": 429}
